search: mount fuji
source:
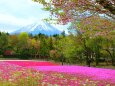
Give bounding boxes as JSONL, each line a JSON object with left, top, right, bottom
{"left": 11, "top": 22, "right": 63, "bottom": 36}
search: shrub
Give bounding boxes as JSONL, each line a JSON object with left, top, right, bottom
{"left": 0, "top": 55, "right": 3, "bottom": 58}
{"left": 49, "top": 50, "right": 61, "bottom": 62}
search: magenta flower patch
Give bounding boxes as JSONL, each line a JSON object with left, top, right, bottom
{"left": 0, "top": 60, "right": 115, "bottom": 86}
{"left": 4, "top": 61, "right": 59, "bottom": 66}
{"left": 30, "top": 66, "right": 115, "bottom": 85}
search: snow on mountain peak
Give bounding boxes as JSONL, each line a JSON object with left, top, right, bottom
{"left": 11, "top": 22, "right": 63, "bottom": 36}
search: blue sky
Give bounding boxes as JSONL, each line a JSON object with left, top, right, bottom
{"left": 0, "top": 0, "right": 68, "bottom": 32}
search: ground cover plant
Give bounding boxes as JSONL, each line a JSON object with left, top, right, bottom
{"left": 40, "top": 71, "right": 112, "bottom": 86}
{"left": 4, "top": 61, "right": 59, "bottom": 66}
{"left": 0, "top": 62, "right": 43, "bottom": 86}
{"left": 33, "top": 66, "right": 115, "bottom": 85}
{"left": 0, "top": 61, "right": 115, "bottom": 86}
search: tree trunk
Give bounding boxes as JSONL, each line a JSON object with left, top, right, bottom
{"left": 95, "top": 50, "right": 100, "bottom": 66}
{"left": 95, "top": 54, "right": 99, "bottom": 66}
{"left": 105, "top": 49, "right": 115, "bottom": 66}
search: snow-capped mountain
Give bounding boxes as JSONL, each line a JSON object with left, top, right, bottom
{"left": 11, "top": 22, "right": 63, "bottom": 36}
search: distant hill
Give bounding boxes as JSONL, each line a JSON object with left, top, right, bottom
{"left": 11, "top": 22, "right": 63, "bottom": 36}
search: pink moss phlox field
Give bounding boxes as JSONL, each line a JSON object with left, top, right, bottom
{"left": 1, "top": 61, "right": 115, "bottom": 86}
{"left": 31, "top": 66, "right": 115, "bottom": 85}
{"left": 41, "top": 71, "right": 92, "bottom": 86}
{"left": 4, "top": 61, "right": 59, "bottom": 66}
{"left": 0, "top": 61, "right": 43, "bottom": 86}
{"left": 0, "top": 62, "right": 24, "bottom": 80}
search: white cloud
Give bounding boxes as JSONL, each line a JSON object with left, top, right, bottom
{"left": 0, "top": 0, "right": 49, "bottom": 19}
{"left": 0, "top": 13, "right": 39, "bottom": 26}
{"left": 0, "top": 0, "right": 50, "bottom": 26}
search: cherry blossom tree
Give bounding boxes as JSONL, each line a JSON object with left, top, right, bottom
{"left": 33, "top": 0, "right": 115, "bottom": 24}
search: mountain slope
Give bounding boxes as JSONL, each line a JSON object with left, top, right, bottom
{"left": 11, "top": 22, "right": 63, "bottom": 36}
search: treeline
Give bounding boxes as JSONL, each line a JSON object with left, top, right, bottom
{"left": 0, "top": 31, "right": 115, "bottom": 66}
{"left": 0, "top": 32, "right": 66, "bottom": 60}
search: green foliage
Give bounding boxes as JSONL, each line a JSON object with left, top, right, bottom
{"left": 0, "top": 32, "right": 9, "bottom": 54}
{"left": 18, "top": 32, "right": 29, "bottom": 49}
{"left": 0, "top": 30, "right": 114, "bottom": 66}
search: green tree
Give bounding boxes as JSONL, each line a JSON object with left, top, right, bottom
{"left": 39, "top": 37, "right": 50, "bottom": 58}
{"left": 18, "top": 32, "right": 29, "bottom": 59}
{"left": 8, "top": 35, "right": 19, "bottom": 52}
{"left": 101, "top": 32, "right": 115, "bottom": 65}
{"left": 28, "top": 38, "right": 40, "bottom": 59}
{"left": 0, "top": 32, "right": 9, "bottom": 55}
{"left": 53, "top": 35, "right": 77, "bottom": 64}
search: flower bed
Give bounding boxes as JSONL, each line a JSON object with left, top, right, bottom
{"left": 33, "top": 66, "right": 115, "bottom": 85}
{"left": 0, "top": 61, "right": 115, "bottom": 86}
{"left": 32, "top": 66, "right": 115, "bottom": 82}
{"left": 0, "top": 62, "right": 43, "bottom": 86}
{"left": 4, "top": 61, "right": 59, "bottom": 66}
